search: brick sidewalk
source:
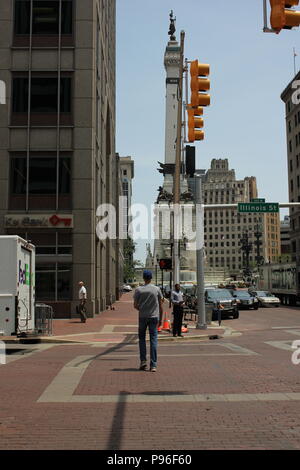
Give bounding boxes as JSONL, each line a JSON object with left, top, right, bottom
{"left": 47, "top": 291, "right": 225, "bottom": 343}
{"left": 1, "top": 302, "right": 300, "bottom": 449}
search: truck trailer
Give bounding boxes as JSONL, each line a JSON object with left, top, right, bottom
{"left": 0, "top": 236, "right": 35, "bottom": 336}
{"left": 258, "top": 262, "right": 300, "bottom": 306}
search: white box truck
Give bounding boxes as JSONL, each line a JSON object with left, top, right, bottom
{"left": 0, "top": 236, "right": 35, "bottom": 336}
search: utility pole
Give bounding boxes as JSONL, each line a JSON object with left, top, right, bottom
{"left": 195, "top": 174, "right": 206, "bottom": 329}
{"left": 173, "top": 30, "right": 185, "bottom": 286}
{"left": 254, "top": 224, "right": 263, "bottom": 267}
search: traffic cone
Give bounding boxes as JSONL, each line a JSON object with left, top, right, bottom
{"left": 162, "top": 312, "right": 171, "bottom": 330}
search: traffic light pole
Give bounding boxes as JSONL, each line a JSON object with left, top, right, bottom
{"left": 173, "top": 30, "right": 185, "bottom": 287}
{"left": 254, "top": 224, "right": 263, "bottom": 267}
{"left": 263, "top": 0, "right": 276, "bottom": 33}
{"left": 195, "top": 175, "right": 206, "bottom": 330}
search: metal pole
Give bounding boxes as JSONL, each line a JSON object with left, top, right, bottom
{"left": 173, "top": 30, "right": 185, "bottom": 287}
{"left": 169, "top": 271, "right": 172, "bottom": 308}
{"left": 263, "top": 0, "right": 276, "bottom": 33}
{"left": 195, "top": 175, "right": 206, "bottom": 329}
{"left": 263, "top": 0, "right": 268, "bottom": 30}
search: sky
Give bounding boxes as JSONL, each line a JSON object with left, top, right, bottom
{"left": 116, "top": 0, "right": 298, "bottom": 263}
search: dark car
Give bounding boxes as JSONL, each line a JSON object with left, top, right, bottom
{"left": 231, "top": 290, "right": 259, "bottom": 310}
{"left": 205, "top": 288, "right": 239, "bottom": 319}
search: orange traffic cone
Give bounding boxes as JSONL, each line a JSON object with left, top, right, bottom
{"left": 162, "top": 312, "right": 171, "bottom": 331}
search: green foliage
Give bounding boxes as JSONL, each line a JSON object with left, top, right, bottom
{"left": 123, "top": 237, "right": 143, "bottom": 282}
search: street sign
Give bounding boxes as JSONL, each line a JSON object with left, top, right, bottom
{"left": 251, "top": 198, "right": 265, "bottom": 203}
{"left": 238, "top": 202, "right": 279, "bottom": 213}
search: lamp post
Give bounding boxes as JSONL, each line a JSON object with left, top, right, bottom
{"left": 155, "top": 255, "right": 160, "bottom": 286}
{"left": 195, "top": 175, "right": 206, "bottom": 329}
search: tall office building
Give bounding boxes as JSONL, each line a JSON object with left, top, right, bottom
{"left": 119, "top": 156, "right": 134, "bottom": 237}
{"left": 0, "top": 0, "right": 120, "bottom": 317}
{"left": 280, "top": 215, "right": 291, "bottom": 262}
{"left": 281, "top": 75, "right": 300, "bottom": 284}
{"left": 201, "top": 159, "right": 281, "bottom": 277}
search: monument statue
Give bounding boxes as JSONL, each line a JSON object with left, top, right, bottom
{"left": 168, "top": 10, "right": 176, "bottom": 41}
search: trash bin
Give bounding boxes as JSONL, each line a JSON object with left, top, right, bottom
{"left": 35, "top": 303, "right": 53, "bottom": 336}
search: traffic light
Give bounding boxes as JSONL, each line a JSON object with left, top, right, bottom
{"left": 187, "top": 106, "right": 204, "bottom": 142}
{"left": 270, "top": 0, "right": 300, "bottom": 33}
{"left": 159, "top": 258, "right": 172, "bottom": 270}
{"left": 185, "top": 145, "right": 195, "bottom": 177}
{"left": 190, "top": 60, "right": 210, "bottom": 108}
{"left": 188, "top": 60, "right": 210, "bottom": 143}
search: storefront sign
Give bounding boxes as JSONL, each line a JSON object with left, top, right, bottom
{"left": 4, "top": 214, "right": 73, "bottom": 229}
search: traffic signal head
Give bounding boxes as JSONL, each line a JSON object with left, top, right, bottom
{"left": 159, "top": 258, "right": 172, "bottom": 270}
{"left": 270, "top": 0, "right": 300, "bottom": 33}
{"left": 187, "top": 107, "right": 204, "bottom": 142}
{"left": 190, "top": 60, "right": 210, "bottom": 107}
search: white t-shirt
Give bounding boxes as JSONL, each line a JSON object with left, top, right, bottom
{"left": 79, "top": 286, "right": 87, "bottom": 300}
{"left": 171, "top": 290, "right": 184, "bottom": 304}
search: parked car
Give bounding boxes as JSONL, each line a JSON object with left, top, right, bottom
{"left": 250, "top": 290, "right": 280, "bottom": 308}
{"left": 122, "top": 284, "right": 133, "bottom": 292}
{"left": 231, "top": 290, "right": 259, "bottom": 310}
{"left": 205, "top": 288, "right": 239, "bottom": 319}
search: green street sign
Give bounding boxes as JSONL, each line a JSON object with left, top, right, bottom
{"left": 238, "top": 202, "right": 279, "bottom": 213}
{"left": 251, "top": 198, "right": 265, "bottom": 203}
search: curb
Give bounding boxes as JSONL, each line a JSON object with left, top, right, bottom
{"left": 35, "top": 332, "right": 226, "bottom": 344}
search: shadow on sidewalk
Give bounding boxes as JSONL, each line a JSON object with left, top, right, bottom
{"left": 73, "top": 333, "right": 137, "bottom": 367}
{"left": 106, "top": 390, "right": 187, "bottom": 450}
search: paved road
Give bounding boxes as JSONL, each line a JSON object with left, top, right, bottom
{"left": 0, "top": 304, "right": 300, "bottom": 450}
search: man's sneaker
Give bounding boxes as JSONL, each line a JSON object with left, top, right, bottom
{"left": 139, "top": 361, "right": 147, "bottom": 371}
{"left": 150, "top": 367, "right": 157, "bottom": 372}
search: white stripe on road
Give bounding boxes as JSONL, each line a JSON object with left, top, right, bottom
{"left": 37, "top": 355, "right": 299, "bottom": 404}
{"left": 264, "top": 341, "right": 296, "bottom": 351}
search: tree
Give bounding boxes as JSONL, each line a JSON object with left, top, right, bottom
{"left": 123, "top": 237, "right": 142, "bottom": 282}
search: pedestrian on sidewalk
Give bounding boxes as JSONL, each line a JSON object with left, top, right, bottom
{"left": 134, "top": 270, "right": 163, "bottom": 372}
{"left": 171, "top": 283, "right": 185, "bottom": 337}
{"left": 77, "top": 281, "right": 87, "bottom": 323}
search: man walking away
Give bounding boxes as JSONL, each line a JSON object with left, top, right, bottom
{"left": 171, "top": 283, "right": 185, "bottom": 337}
{"left": 78, "top": 281, "right": 87, "bottom": 323}
{"left": 134, "top": 270, "right": 163, "bottom": 372}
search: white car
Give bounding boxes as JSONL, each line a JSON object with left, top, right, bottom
{"left": 252, "top": 291, "right": 280, "bottom": 308}
{"left": 122, "top": 284, "right": 132, "bottom": 292}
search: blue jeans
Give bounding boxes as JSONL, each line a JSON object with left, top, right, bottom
{"left": 138, "top": 317, "right": 158, "bottom": 368}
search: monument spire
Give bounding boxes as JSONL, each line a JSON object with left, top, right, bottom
{"left": 168, "top": 10, "right": 176, "bottom": 41}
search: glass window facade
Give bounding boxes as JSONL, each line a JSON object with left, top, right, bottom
{"left": 12, "top": 75, "right": 71, "bottom": 114}
{"left": 36, "top": 263, "right": 71, "bottom": 300}
{"left": 11, "top": 156, "right": 71, "bottom": 195}
{"left": 14, "top": 0, "right": 73, "bottom": 36}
